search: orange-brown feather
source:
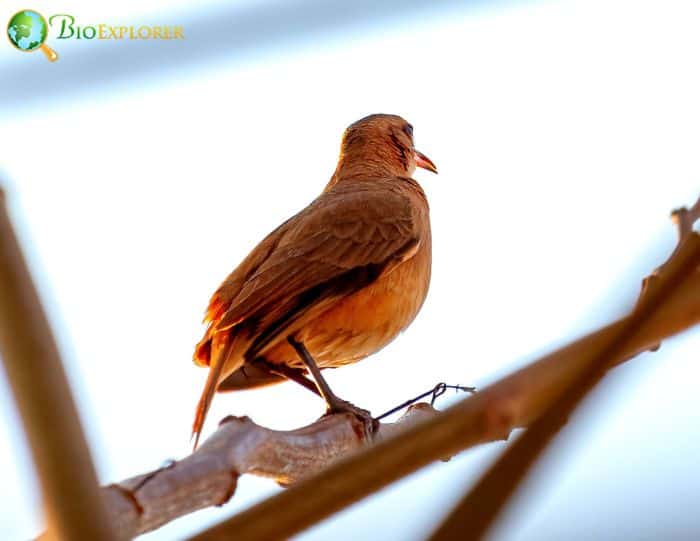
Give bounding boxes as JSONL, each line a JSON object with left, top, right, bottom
{"left": 191, "top": 114, "right": 432, "bottom": 442}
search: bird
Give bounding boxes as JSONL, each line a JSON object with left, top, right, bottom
{"left": 191, "top": 113, "right": 437, "bottom": 448}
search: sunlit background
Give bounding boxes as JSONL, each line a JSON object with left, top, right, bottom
{"left": 1, "top": 0, "right": 699, "bottom": 539}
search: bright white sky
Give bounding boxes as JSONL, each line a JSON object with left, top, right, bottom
{"left": 1, "top": 0, "right": 699, "bottom": 539}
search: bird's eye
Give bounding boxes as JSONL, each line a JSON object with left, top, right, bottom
{"left": 404, "top": 124, "right": 413, "bottom": 138}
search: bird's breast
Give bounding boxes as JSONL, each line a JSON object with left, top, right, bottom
{"left": 280, "top": 239, "right": 432, "bottom": 369}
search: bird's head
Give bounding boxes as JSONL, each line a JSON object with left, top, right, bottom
{"left": 337, "top": 114, "right": 437, "bottom": 178}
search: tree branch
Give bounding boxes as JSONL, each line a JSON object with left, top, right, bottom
{"left": 90, "top": 195, "right": 700, "bottom": 540}
{"left": 430, "top": 200, "right": 700, "bottom": 540}
{"left": 101, "top": 405, "right": 441, "bottom": 539}
{"left": 671, "top": 194, "right": 700, "bottom": 239}
{"left": 0, "top": 187, "right": 116, "bottom": 541}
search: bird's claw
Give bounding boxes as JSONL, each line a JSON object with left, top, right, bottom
{"left": 324, "top": 398, "right": 378, "bottom": 440}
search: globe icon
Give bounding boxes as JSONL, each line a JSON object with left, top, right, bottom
{"left": 7, "top": 10, "right": 58, "bottom": 61}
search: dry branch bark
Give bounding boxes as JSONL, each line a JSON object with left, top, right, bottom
{"left": 95, "top": 195, "right": 700, "bottom": 540}
{"left": 102, "top": 405, "right": 440, "bottom": 539}
{"left": 0, "top": 188, "right": 116, "bottom": 541}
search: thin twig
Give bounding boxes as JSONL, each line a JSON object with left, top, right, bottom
{"left": 671, "top": 195, "right": 700, "bottom": 239}
{"left": 0, "top": 188, "right": 116, "bottom": 540}
{"left": 375, "top": 383, "right": 476, "bottom": 421}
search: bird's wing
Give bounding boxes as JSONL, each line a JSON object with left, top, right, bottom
{"left": 214, "top": 181, "right": 424, "bottom": 357}
{"left": 193, "top": 217, "right": 294, "bottom": 367}
{"left": 202, "top": 218, "right": 293, "bottom": 326}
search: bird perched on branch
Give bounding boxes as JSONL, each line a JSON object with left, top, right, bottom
{"left": 192, "top": 114, "right": 437, "bottom": 447}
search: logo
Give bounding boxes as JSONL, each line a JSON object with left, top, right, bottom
{"left": 7, "top": 9, "right": 58, "bottom": 61}
{"left": 7, "top": 10, "right": 185, "bottom": 62}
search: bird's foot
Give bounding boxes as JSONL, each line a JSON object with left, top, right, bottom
{"left": 324, "top": 397, "right": 379, "bottom": 440}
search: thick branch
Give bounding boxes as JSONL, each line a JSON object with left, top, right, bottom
{"left": 0, "top": 188, "right": 116, "bottom": 540}
{"left": 102, "top": 405, "right": 440, "bottom": 539}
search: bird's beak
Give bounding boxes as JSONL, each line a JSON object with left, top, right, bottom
{"left": 415, "top": 150, "right": 438, "bottom": 174}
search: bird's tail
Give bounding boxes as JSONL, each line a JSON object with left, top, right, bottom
{"left": 191, "top": 334, "right": 242, "bottom": 450}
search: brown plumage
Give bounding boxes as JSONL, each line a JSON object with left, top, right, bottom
{"left": 192, "top": 114, "right": 437, "bottom": 446}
